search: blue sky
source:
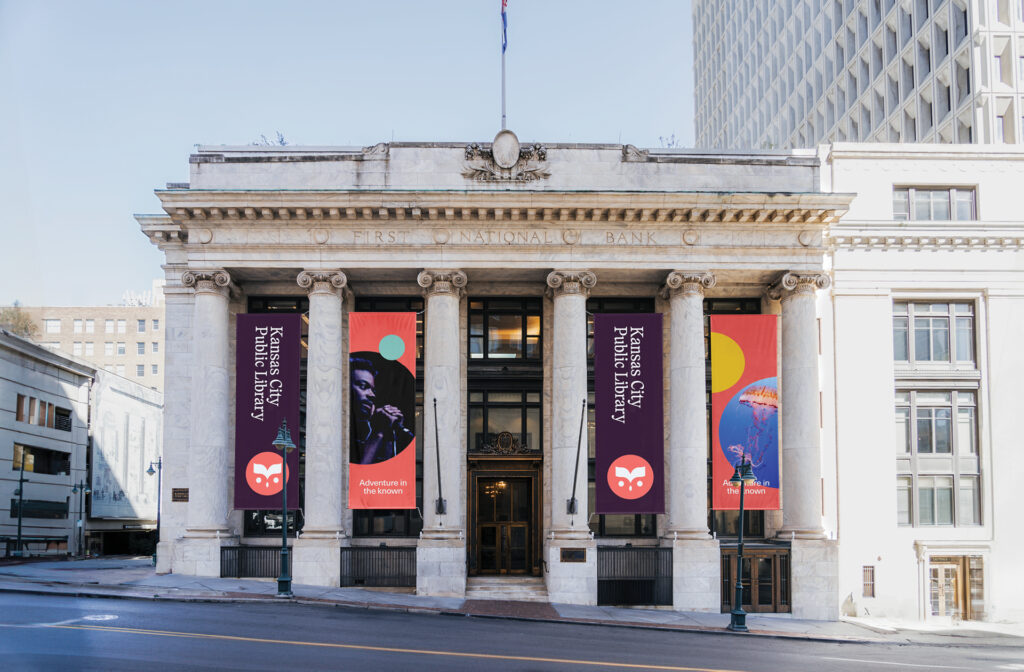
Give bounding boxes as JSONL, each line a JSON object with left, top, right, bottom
{"left": 0, "top": 0, "right": 693, "bottom": 306}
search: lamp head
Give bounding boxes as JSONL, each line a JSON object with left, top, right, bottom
{"left": 272, "top": 418, "right": 296, "bottom": 454}
{"left": 72, "top": 485, "right": 78, "bottom": 494}
{"left": 147, "top": 464, "right": 155, "bottom": 476}
{"left": 728, "top": 461, "right": 757, "bottom": 486}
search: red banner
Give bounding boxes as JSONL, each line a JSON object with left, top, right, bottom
{"left": 711, "top": 315, "right": 780, "bottom": 511}
{"left": 349, "top": 312, "right": 416, "bottom": 509}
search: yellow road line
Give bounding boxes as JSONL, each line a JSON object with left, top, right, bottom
{"left": 43, "top": 623, "right": 748, "bottom": 672}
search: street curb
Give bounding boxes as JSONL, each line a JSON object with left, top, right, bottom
{"left": 0, "top": 581, "right": 891, "bottom": 645}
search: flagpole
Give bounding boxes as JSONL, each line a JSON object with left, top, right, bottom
{"left": 501, "top": 7, "right": 507, "bottom": 129}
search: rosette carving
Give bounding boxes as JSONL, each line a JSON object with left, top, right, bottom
{"left": 181, "top": 270, "right": 231, "bottom": 296}
{"left": 297, "top": 270, "right": 348, "bottom": 296}
{"left": 546, "top": 270, "right": 597, "bottom": 297}
{"left": 417, "top": 269, "right": 468, "bottom": 297}
{"left": 663, "top": 271, "right": 716, "bottom": 298}
{"left": 767, "top": 272, "right": 831, "bottom": 301}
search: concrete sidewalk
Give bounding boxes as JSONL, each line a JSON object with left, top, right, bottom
{"left": 1, "top": 556, "right": 1021, "bottom": 647}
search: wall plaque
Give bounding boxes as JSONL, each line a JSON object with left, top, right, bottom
{"left": 560, "top": 548, "right": 586, "bottom": 563}
{"left": 171, "top": 488, "right": 189, "bottom": 503}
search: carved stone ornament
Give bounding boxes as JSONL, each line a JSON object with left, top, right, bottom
{"left": 361, "top": 142, "right": 389, "bottom": 156}
{"left": 663, "top": 271, "right": 716, "bottom": 298}
{"left": 622, "top": 144, "right": 650, "bottom": 162}
{"left": 766, "top": 272, "right": 831, "bottom": 301}
{"left": 546, "top": 270, "right": 597, "bottom": 297}
{"left": 472, "top": 431, "right": 536, "bottom": 456}
{"left": 417, "top": 269, "right": 468, "bottom": 297}
{"left": 463, "top": 130, "right": 550, "bottom": 183}
{"left": 181, "top": 270, "right": 231, "bottom": 295}
{"left": 297, "top": 270, "right": 348, "bottom": 296}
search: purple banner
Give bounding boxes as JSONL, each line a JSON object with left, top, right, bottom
{"left": 234, "top": 314, "right": 301, "bottom": 510}
{"left": 594, "top": 313, "right": 664, "bottom": 514}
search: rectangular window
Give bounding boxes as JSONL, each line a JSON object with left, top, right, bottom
{"left": 897, "top": 476, "right": 913, "bottom": 525}
{"left": 863, "top": 566, "right": 876, "bottom": 597}
{"left": 15, "top": 394, "right": 26, "bottom": 422}
{"left": 117, "top": 319, "right": 126, "bottom": 334}
{"left": 895, "top": 302, "right": 975, "bottom": 366}
{"left": 85, "top": 342, "right": 94, "bottom": 356}
{"left": 73, "top": 319, "right": 83, "bottom": 334}
{"left": 54, "top": 407, "right": 72, "bottom": 431}
{"left": 152, "top": 319, "right": 159, "bottom": 331}
{"left": 28, "top": 397, "right": 37, "bottom": 424}
{"left": 104, "top": 342, "right": 114, "bottom": 356}
{"left": 137, "top": 342, "right": 145, "bottom": 355}
{"left": 105, "top": 319, "right": 114, "bottom": 334}
{"left": 10, "top": 498, "right": 70, "bottom": 519}
{"left": 85, "top": 319, "right": 94, "bottom": 334}
{"left": 959, "top": 475, "right": 980, "bottom": 525}
{"left": 13, "top": 444, "right": 71, "bottom": 475}
{"left": 137, "top": 319, "right": 146, "bottom": 333}
{"left": 152, "top": 364, "right": 159, "bottom": 375}
{"left": 152, "top": 341, "right": 159, "bottom": 354}
{"left": 117, "top": 342, "right": 126, "bottom": 356}
{"left": 892, "top": 187, "right": 976, "bottom": 220}
{"left": 468, "top": 299, "right": 542, "bottom": 361}
{"left": 73, "top": 342, "right": 82, "bottom": 356}
{"left": 44, "top": 319, "right": 61, "bottom": 334}
{"left": 919, "top": 476, "right": 954, "bottom": 525}
{"left": 136, "top": 364, "right": 145, "bottom": 377}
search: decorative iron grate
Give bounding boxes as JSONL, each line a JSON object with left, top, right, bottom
{"left": 597, "top": 546, "right": 672, "bottom": 606}
{"left": 340, "top": 546, "right": 416, "bottom": 587}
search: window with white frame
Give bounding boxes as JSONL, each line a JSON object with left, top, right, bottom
{"left": 105, "top": 319, "right": 114, "bottom": 334}
{"left": 152, "top": 319, "right": 159, "bottom": 331}
{"left": 72, "top": 342, "right": 82, "bottom": 356}
{"left": 136, "top": 364, "right": 145, "bottom": 377}
{"left": 152, "top": 342, "right": 159, "bottom": 354}
{"left": 104, "top": 342, "right": 114, "bottom": 356}
{"left": 44, "top": 319, "right": 61, "bottom": 334}
{"left": 117, "top": 319, "right": 126, "bottom": 334}
{"left": 152, "top": 364, "right": 158, "bottom": 375}
{"left": 117, "top": 342, "right": 126, "bottom": 356}
{"left": 892, "top": 187, "right": 976, "bottom": 221}
{"left": 73, "top": 319, "right": 83, "bottom": 334}
{"left": 137, "top": 342, "right": 145, "bottom": 355}
{"left": 137, "top": 319, "right": 146, "bottom": 333}
{"left": 894, "top": 300, "right": 982, "bottom": 527}
{"left": 84, "top": 342, "right": 94, "bottom": 356}
{"left": 85, "top": 319, "right": 94, "bottom": 334}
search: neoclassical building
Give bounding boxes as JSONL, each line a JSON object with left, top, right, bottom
{"left": 138, "top": 137, "right": 1024, "bottom": 623}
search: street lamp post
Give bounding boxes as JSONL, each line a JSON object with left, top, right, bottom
{"left": 13, "top": 454, "right": 27, "bottom": 558}
{"left": 146, "top": 457, "right": 163, "bottom": 567}
{"left": 70, "top": 480, "right": 91, "bottom": 557}
{"left": 272, "top": 419, "right": 296, "bottom": 598}
{"left": 727, "top": 458, "right": 757, "bottom": 633}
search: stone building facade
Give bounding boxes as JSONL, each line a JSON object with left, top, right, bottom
{"left": 137, "top": 138, "right": 1024, "bottom": 622}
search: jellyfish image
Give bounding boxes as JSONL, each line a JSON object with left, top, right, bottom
{"left": 719, "top": 378, "right": 780, "bottom": 486}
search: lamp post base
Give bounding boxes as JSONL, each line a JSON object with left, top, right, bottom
{"left": 277, "top": 547, "right": 293, "bottom": 597}
{"left": 727, "top": 608, "right": 748, "bottom": 632}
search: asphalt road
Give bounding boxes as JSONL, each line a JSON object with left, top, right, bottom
{"left": 0, "top": 593, "right": 1019, "bottom": 671}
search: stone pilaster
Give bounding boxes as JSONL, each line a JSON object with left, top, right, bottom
{"left": 544, "top": 270, "right": 597, "bottom": 605}
{"left": 415, "top": 269, "right": 468, "bottom": 597}
{"left": 178, "top": 269, "right": 235, "bottom": 576}
{"left": 768, "top": 272, "right": 837, "bottom": 620}
{"left": 662, "top": 271, "right": 720, "bottom": 612}
{"left": 293, "top": 270, "right": 348, "bottom": 586}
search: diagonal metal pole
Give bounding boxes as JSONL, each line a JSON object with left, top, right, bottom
{"left": 567, "top": 398, "right": 586, "bottom": 515}
{"left": 433, "top": 398, "right": 446, "bottom": 515}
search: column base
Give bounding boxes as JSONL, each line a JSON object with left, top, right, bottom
{"left": 544, "top": 530, "right": 596, "bottom": 605}
{"left": 663, "top": 537, "right": 720, "bottom": 612}
{"left": 790, "top": 538, "right": 838, "bottom": 621}
{"left": 292, "top": 531, "right": 348, "bottom": 587}
{"left": 416, "top": 528, "right": 466, "bottom": 598}
{"left": 174, "top": 532, "right": 237, "bottom": 577}
{"left": 155, "top": 541, "right": 174, "bottom": 575}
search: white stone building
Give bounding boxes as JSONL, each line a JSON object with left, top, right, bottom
{"left": 695, "top": 0, "right": 1024, "bottom": 149}
{"left": 137, "top": 137, "right": 1024, "bottom": 623}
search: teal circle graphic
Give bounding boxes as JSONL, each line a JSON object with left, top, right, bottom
{"left": 378, "top": 334, "right": 405, "bottom": 361}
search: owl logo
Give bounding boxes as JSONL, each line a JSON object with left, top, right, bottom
{"left": 245, "top": 451, "right": 288, "bottom": 495}
{"left": 607, "top": 454, "right": 654, "bottom": 500}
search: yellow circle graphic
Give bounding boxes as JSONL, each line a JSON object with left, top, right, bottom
{"left": 710, "top": 333, "right": 745, "bottom": 393}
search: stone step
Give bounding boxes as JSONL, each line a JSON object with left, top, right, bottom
{"left": 465, "top": 576, "right": 549, "bottom": 602}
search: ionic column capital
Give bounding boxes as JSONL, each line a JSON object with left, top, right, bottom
{"left": 182, "top": 269, "right": 231, "bottom": 297}
{"left": 663, "top": 271, "right": 716, "bottom": 299}
{"left": 417, "top": 269, "right": 468, "bottom": 297}
{"left": 297, "top": 270, "right": 348, "bottom": 296}
{"left": 766, "top": 272, "right": 831, "bottom": 302}
{"left": 545, "top": 270, "right": 597, "bottom": 298}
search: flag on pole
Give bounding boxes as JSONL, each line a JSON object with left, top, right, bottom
{"left": 501, "top": 0, "right": 508, "bottom": 53}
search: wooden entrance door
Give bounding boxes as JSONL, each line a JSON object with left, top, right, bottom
{"left": 475, "top": 477, "right": 531, "bottom": 574}
{"left": 720, "top": 547, "right": 791, "bottom": 613}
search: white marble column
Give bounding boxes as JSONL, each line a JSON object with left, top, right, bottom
{"left": 415, "top": 269, "right": 467, "bottom": 597}
{"left": 180, "top": 269, "right": 234, "bottom": 576}
{"left": 769, "top": 272, "right": 830, "bottom": 539}
{"left": 662, "top": 271, "right": 720, "bottom": 612}
{"left": 544, "top": 270, "right": 597, "bottom": 605}
{"left": 293, "top": 270, "right": 348, "bottom": 586}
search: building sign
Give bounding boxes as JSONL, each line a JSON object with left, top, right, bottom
{"left": 594, "top": 313, "right": 664, "bottom": 514}
{"left": 711, "top": 315, "right": 780, "bottom": 511}
{"left": 349, "top": 312, "right": 417, "bottom": 509}
{"left": 234, "top": 314, "right": 301, "bottom": 509}
{"left": 171, "top": 488, "right": 189, "bottom": 503}
{"left": 89, "top": 370, "right": 162, "bottom": 519}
